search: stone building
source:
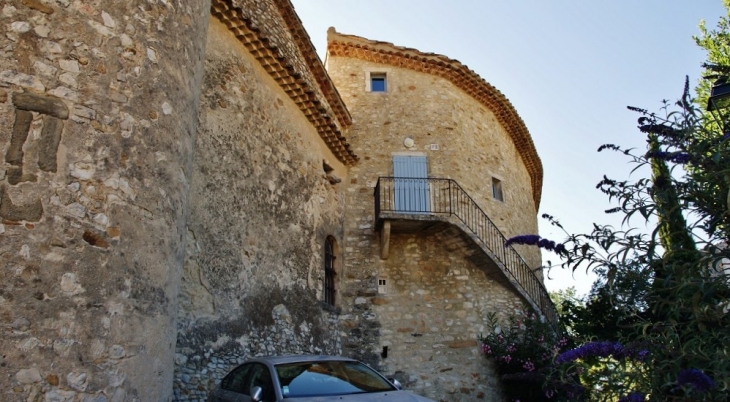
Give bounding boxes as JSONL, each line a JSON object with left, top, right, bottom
{"left": 326, "top": 30, "right": 553, "bottom": 400}
{"left": 0, "top": 0, "right": 554, "bottom": 401}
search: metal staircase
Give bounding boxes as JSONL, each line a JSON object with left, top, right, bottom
{"left": 374, "top": 177, "right": 558, "bottom": 326}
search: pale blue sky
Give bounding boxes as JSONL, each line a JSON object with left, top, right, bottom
{"left": 290, "top": 0, "right": 726, "bottom": 295}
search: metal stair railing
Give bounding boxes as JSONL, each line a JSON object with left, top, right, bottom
{"left": 374, "top": 177, "right": 558, "bottom": 326}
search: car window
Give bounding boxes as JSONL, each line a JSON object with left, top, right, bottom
{"left": 221, "top": 363, "right": 252, "bottom": 394}
{"left": 275, "top": 361, "right": 395, "bottom": 398}
{"left": 249, "top": 363, "right": 276, "bottom": 402}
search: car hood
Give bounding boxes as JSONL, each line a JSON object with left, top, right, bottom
{"left": 286, "top": 390, "right": 434, "bottom": 401}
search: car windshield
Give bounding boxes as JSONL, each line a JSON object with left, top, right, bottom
{"left": 275, "top": 360, "right": 396, "bottom": 398}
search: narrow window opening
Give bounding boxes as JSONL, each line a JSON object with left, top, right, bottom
{"left": 324, "top": 236, "right": 337, "bottom": 307}
{"left": 370, "top": 73, "right": 387, "bottom": 92}
{"left": 492, "top": 177, "right": 504, "bottom": 202}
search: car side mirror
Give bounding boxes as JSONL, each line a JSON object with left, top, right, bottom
{"left": 388, "top": 378, "right": 403, "bottom": 390}
{"left": 250, "top": 386, "right": 263, "bottom": 402}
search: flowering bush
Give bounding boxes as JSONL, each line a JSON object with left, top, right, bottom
{"left": 481, "top": 310, "right": 721, "bottom": 401}
{"left": 550, "top": 341, "right": 651, "bottom": 401}
{"left": 494, "top": 74, "right": 729, "bottom": 402}
{"left": 479, "top": 311, "right": 574, "bottom": 401}
{"left": 541, "top": 87, "right": 729, "bottom": 400}
{"left": 480, "top": 6, "right": 730, "bottom": 401}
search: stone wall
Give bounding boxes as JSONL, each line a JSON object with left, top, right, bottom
{"left": 0, "top": 1, "right": 209, "bottom": 401}
{"left": 173, "top": 17, "right": 349, "bottom": 400}
{"left": 374, "top": 234, "right": 522, "bottom": 401}
{"left": 327, "top": 46, "right": 542, "bottom": 401}
{"left": 326, "top": 56, "right": 541, "bottom": 267}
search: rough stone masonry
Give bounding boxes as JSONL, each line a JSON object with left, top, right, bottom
{"left": 0, "top": 1, "right": 210, "bottom": 400}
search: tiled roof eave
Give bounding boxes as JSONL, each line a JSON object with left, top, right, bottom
{"left": 272, "top": 0, "right": 352, "bottom": 127}
{"left": 210, "top": 0, "right": 358, "bottom": 165}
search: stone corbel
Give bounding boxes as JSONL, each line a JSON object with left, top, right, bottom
{"left": 323, "top": 160, "right": 341, "bottom": 184}
{"left": 326, "top": 172, "right": 341, "bottom": 184}
{"left": 380, "top": 220, "right": 390, "bottom": 260}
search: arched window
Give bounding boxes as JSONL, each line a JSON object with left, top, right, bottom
{"left": 324, "top": 236, "right": 337, "bottom": 307}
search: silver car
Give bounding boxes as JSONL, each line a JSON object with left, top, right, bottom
{"left": 207, "top": 355, "right": 435, "bottom": 402}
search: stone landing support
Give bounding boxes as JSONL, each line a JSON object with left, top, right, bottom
{"left": 380, "top": 220, "right": 391, "bottom": 259}
{"left": 0, "top": 1, "right": 209, "bottom": 401}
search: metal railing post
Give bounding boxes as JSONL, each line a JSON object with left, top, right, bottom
{"left": 374, "top": 178, "right": 380, "bottom": 225}
{"left": 449, "top": 179, "right": 454, "bottom": 215}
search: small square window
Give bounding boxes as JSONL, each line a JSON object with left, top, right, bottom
{"left": 370, "top": 73, "right": 387, "bottom": 92}
{"left": 492, "top": 177, "right": 504, "bottom": 202}
{"left": 378, "top": 279, "right": 387, "bottom": 294}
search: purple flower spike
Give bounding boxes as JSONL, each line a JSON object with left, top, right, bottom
{"left": 505, "top": 235, "right": 567, "bottom": 255}
{"left": 504, "top": 235, "right": 541, "bottom": 247}
{"left": 555, "top": 341, "right": 626, "bottom": 364}
{"left": 677, "top": 369, "right": 716, "bottom": 393}
{"left": 645, "top": 151, "right": 692, "bottom": 164}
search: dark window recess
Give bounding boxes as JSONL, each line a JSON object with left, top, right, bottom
{"left": 324, "top": 237, "right": 336, "bottom": 306}
{"left": 492, "top": 177, "right": 504, "bottom": 202}
{"left": 371, "top": 73, "right": 387, "bottom": 92}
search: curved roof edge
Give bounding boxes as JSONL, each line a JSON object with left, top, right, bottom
{"left": 326, "top": 28, "right": 542, "bottom": 208}
{"left": 210, "top": 0, "right": 357, "bottom": 165}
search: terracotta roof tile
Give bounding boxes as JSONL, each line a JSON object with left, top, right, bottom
{"left": 210, "top": 0, "right": 357, "bottom": 165}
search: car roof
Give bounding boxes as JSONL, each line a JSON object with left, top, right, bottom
{"left": 247, "top": 355, "right": 359, "bottom": 365}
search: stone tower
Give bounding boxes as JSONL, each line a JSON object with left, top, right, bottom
{"left": 326, "top": 29, "right": 553, "bottom": 400}
{"left": 0, "top": 1, "right": 210, "bottom": 400}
